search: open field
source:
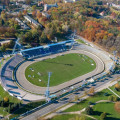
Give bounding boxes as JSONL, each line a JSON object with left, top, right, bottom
{"left": 25, "top": 53, "right": 96, "bottom": 87}
{"left": 64, "top": 89, "right": 113, "bottom": 112}
{"left": 92, "top": 102, "right": 120, "bottom": 120}
{"left": 50, "top": 114, "right": 92, "bottom": 120}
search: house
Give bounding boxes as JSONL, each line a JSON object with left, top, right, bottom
{"left": 24, "top": 15, "right": 43, "bottom": 28}
{"left": 15, "top": 18, "right": 30, "bottom": 30}
{"left": 42, "top": 12, "right": 50, "bottom": 18}
{"left": 100, "top": 11, "right": 104, "bottom": 16}
{"left": 44, "top": 3, "right": 58, "bottom": 11}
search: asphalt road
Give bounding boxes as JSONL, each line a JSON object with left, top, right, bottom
{"left": 20, "top": 73, "right": 120, "bottom": 120}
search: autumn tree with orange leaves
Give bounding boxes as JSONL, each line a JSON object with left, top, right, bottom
{"left": 115, "top": 102, "right": 120, "bottom": 113}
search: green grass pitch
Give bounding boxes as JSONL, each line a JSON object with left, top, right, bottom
{"left": 25, "top": 53, "right": 96, "bottom": 87}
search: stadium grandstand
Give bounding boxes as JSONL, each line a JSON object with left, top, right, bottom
{"left": 21, "top": 40, "right": 74, "bottom": 59}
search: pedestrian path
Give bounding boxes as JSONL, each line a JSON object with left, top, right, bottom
{"left": 107, "top": 87, "right": 120, "bottom": 98}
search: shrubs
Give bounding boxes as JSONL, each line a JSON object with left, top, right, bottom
{"left": 108, "top": 96, "right": 118, "bottom": 102}
{"left": 0, "top": 97, "right": 21, "bottom": 113}
{"left": 85, "top": 106, "right": 93, "bottom": 115}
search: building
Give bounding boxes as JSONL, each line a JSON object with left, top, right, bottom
{"left": 64, "top": 0, "right": 78, "bottom": 3}
{"left": 42, "top": 12, "right": 50, "bottom": 19}
{"left": 100, "top": 11, "right": 104, "bottom": 16}
{"left": 24, "top": 15, "right": 42, "bottom": 28}
{"left": 44, "top": 3, "right": 58, "bottom": 11}
{"left": 15, "top": 18, "right": 30, "bottom": 30}
{"left": 112, "top": 3, "right": 120, "bottom": 9}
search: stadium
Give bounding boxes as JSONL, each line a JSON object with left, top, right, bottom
{"left": 0, "top": 40, "right": 115, "bottom": 101}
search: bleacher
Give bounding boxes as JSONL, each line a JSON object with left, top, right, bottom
{"left": 21, "top": 40, "right": 74, "bottom": 58}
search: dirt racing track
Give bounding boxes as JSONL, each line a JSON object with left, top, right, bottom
{"left": 0, "top": 44, "right": 115, "bottom": 101}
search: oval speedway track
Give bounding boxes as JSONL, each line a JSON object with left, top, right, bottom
{"left": 15, "top": 49, "right": 104, "bottom": 94}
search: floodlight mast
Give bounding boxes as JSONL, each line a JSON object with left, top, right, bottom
{"left": 45, "top": 72, "right": 52, "bottom": 102}
{"left": 12, "top": 38, "right": 21, "bottom": 55}
{"left": 113, "top": 51, "right": 117, "bottom": 63}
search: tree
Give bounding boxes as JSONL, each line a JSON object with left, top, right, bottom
{"left": 26, "top": 0, "right": 32, "bottom": 5}
{"left": 89, "top": 87, "right": 95, "bottom": 95}
{"left": 36, "top": 11, "right": 42, "bottom": 19}
{"left": 32, "top": 11, "right": 36, "bottom": 17}
{"left": 23, "top": 10, "right": 27, "bottom": 15}
{"left": 85, "top": 106, "right": 93, "bottom": 115}
{"left": 1, "top": 11, "right": 6, "bottom": 20}
{"left": 108, "top": 96, "right": 113, "bottom": 101}
{"left": 113, "top": 96, "right": 118, "bottom": 102}
{"left": 32, "top": 5, "right": 36, "bottom": 11}
{"left": 18, "top": 11, "right": 22, "bottom": 18}
{"left": 100, "top": 112, "right": 107, "bottom": 120}
{"left": 0, "top": 45, "right": 6, "bottom": 52}
{"left": 115, "top": 82, "right": 120, "bottom": 91}
{"left": 74, "top": 95, "right": 79, "bottom": 101}
{"left": 4, "top": 97, "right": 9, "bottom": 103}
{"left": 115, "top": 102, "right": 120, "bottom": 113}
{"left": 79, "top": 115, "right": 86, "bottom": 120}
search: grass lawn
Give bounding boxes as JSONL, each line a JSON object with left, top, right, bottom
{"left": 9, "top": 101, "right": 45, "bottom": 119}
{"left": 64, "top": 89, "right": 113, "bottom": 112}
{"left": 25, "top": 53, "right": 96, "bottom": 87}
{"left": 76, "top": 39, "right": 86, "bottom": 44}
{"left": 92, "top": 102, "right": 120, "bottom": 120}
{"left": 110, "top": 81, "right": 120, "bottom": 96}
{"left": 50, "top": 114, "right": 93, "bottom": 120}
{"left": 0, "top": 85, "right": 20, "bottom": 116}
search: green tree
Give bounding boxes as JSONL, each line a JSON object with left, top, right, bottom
{"left": 100, "top": 112, "right": 107, "bottom": 120}
{"left": 85, "top": 106, "right": 93, "bottom": 115}
{"left": 113, "top": 96, "right": 118, "bottom": 102}
{"left": 79, "top": 115, "right": 86, "bottom": 120}
{"left": 108, "top": 96, "right": 113, "bottom": 101}
{"left": 0, "top": 45, "right": 6, "bottom": 52}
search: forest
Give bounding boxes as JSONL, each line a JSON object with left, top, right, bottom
{"left": 0, "top": 0, "right": 120, "bottom": 55}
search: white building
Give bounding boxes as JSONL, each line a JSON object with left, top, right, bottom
{"left": 42, "top": 12, "right": 50, "bottom": 18}
{"left": 112, "top": 3, "right": 120, "bottom": 9}
{"left": 15, "top": 18, "right": 30, "bottom": 30}
{"left": 24, "top": 15, "right": 43, "bottom": 28}
{"left": 44, "top": 3, "right": 58, "bottom": 11}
